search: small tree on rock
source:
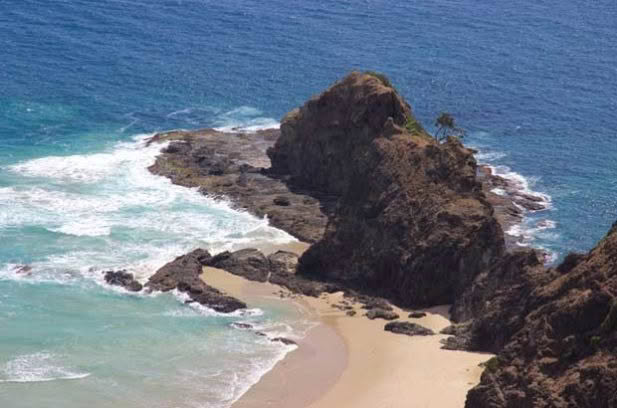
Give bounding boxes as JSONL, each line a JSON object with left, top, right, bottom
{"left": 434, "top": 112, "right": 465, "bottom": 142}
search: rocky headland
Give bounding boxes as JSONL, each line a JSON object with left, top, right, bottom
{"left": 145, "top": 72, "right": 617, "bottom": 407}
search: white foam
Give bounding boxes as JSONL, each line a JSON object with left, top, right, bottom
{"left": 486, "top": 164, "right": 552, "bottom": 210}
{"left": 8, "top": 136, "right": 155, "bottom": 183}
{"left": 1, "top": 133, "right": 297, "bottom": 286}
{"left": 491, "top": 187, "right": 506, "bottom": 196}
{"left": 475, "top": 151, "right": 507, "bottom": 162}
{"left": 212, "top": 106, "right": 280, "bottom": 133}
{"left": 50, "top": 218, "right": 112, "bottom": 237}
{"left": 0, "top": 352, "right": 90, "bottom": 384}
{"left": 471, "top": 143, "right": 558, "bottom": 256}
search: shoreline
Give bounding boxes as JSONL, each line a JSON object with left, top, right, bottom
{"left": 200, "top": 242, "right": 492, "bottom": 408}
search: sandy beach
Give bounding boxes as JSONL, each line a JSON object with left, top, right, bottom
{"left": 201, "top": 242, "right": 492, "bottom": 408}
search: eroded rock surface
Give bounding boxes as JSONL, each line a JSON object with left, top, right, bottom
{"left": 269, "top": 72, "right": 505, "bottom": 307}
{"left": 464, "top": 223, "right": 617, "bottom": 408}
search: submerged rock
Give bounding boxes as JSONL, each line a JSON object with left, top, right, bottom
{"left": 230, "top": 322, "right": 253, "bottom": 330}
{"left": 271, "top": 337, "right": 297, "bottom": 346}
{"left": 103, "top": 270, "right": 143, "bottom": 292}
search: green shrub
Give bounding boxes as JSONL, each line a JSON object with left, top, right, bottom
{"left": 405, "top": 117, "right": 422, "bottom": 134}
{"left": 590, "top": 336, "right": 602, "bottom": 349}
{"left": 483, "top": 357, "right": 500, "bottom": 372}
{"left": 364, "top": 71, "right": 393, "bottom": 88}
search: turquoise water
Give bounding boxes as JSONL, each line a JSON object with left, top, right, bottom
{"left": 0, "top": 278, "right": 306, "bottom": 408}
{"left": 1, "top": 0, "right": 616, "bottom": 406}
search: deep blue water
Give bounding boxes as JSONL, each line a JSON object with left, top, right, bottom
{"left": 1, "top": 0, "right": 616, "bottom": 406}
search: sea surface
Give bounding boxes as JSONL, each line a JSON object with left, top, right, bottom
{"left": 1, "top": 0, "right": 616, "bottom": 406}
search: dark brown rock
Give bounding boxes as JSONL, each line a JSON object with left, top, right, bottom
{"left": 271, "top": 337, "right": 297, "bottom": 346}
{"left": 207, "top": 249, "right": 270, "bottom": 282}
{"left": 147, "top": 128, "right": 335, "bottom": 243}
{"left": 273, "top": 196, "right": 291, "bottom": 206}
{"left": 146, "top": 249, "right": 246, "bottom": 313}
{"left": 366, "top": 309, "right": 399, "bottom": 321}
{"left": 358, "top": 296, "right": 393, "bottom": 311}
{"left": 409, "top": 311, "right": 427, "bottom": 318}
{"left": 103, "top": 270, "right": 143, "bottom": 292}
{"left": 465, "top": 222, "right": 617, "bottom": 408}
{"left": 440, "top": 323, "right": 473, "bottom": 350}
{"left": 384, "top": 321, "right": 434, "bottom": 336}
{"left": 230, "top": 322, "right": 253, "bottom": 330}
{"left": 267, "top": 250, "right": 299, "bottom": 275}
{"left": 268, "top": 72, "right": 505, "bottom": 307}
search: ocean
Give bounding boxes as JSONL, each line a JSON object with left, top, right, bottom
{"left": 1, "top": 0, "right": 616, "bottom": 406}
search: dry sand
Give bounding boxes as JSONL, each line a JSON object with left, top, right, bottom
{"left": 201, "top": 242, "right": 492, "bottom": 408}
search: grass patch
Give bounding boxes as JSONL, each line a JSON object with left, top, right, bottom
{"left": 405, "top": 116, "right": 423, "bottom": 134}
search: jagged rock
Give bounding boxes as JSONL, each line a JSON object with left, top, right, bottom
{"left": 358, "top": 296, "right": 393, "bottom": 311}
{"left": 103, "top": 270, "right": 143, "bottom": 292}
{"left": 384, "top": 321, "right": 434, "bottom": 336}
{"left": 147, "top": 128, "right": 335, "bottom": 243}
{"left": 465, "top": 222, "right": 617, "bottom": 408}
{"left": 409, "top": 311, "right": 427, "bottom": 318}
{"left": 147, "top": 249, "right": 246, "bottom": 313}
{"left": 440, "top": 323, "right": 472, "bottom": 350}
{"left": 14, "top": 265, "right": 32, "bottom": 275}
{"left": 267, "top": 250, "right": 299, "bottom": 275}
{"left": 207, "top": 249, "right": 270, "bottom": 282}
{"left": 451, "top": 249, "right": 550, "bottom": 351}
{"left": 271, "top": 337, "right": 297, "bottom": 346}
{"left": 366, "top": 309, "right": 399, "bottom": 321}
{"left": 230, "top": 322, "right": 253, "bottom": 330}
{"left": 201, "top": 248, "right": 341, "bottom": 298}
{"left": 143, "top": 72, "right": 617, "bottom": 408}
{"left": 346, "top": 310, "right": 357, "bottom": 317}
{"left": 555, "top": 251, "right": 587, "bottom": 274}
{"left": 273, "top": 196, "right": 290, "bottom": 206}
{"left": 269, "top": 72, "right": 505, "bottom": 307}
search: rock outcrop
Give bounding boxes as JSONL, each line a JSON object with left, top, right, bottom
{"left": 465, "top": 222, "right": 617, "bottom": 408}
{"left": 146, "top": 249, "right": 247, "bottom": 313}
{"left": 146, "top": 72, "right": 617, "bottom": 407}
{"left": 384, "top": 321, "right": 434, "bottom": 336}
{"left": 147, "top": 128, "right": 336, "bottom": 243}
{"left": 268, "top": 72, "right": 505, "bottom": 307}
{"left": 198, "top": 248, "right": 342, "bottom": 297}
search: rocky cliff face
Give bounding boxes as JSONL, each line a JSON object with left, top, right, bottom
{"left": 268, "top": 72, "right": 505, "bottom": 306}
{"left": 465, "top": 223, "right": 617, "bottom": 408}
{"left": 147, "top": 71, "right": 617, "bottom": 407}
